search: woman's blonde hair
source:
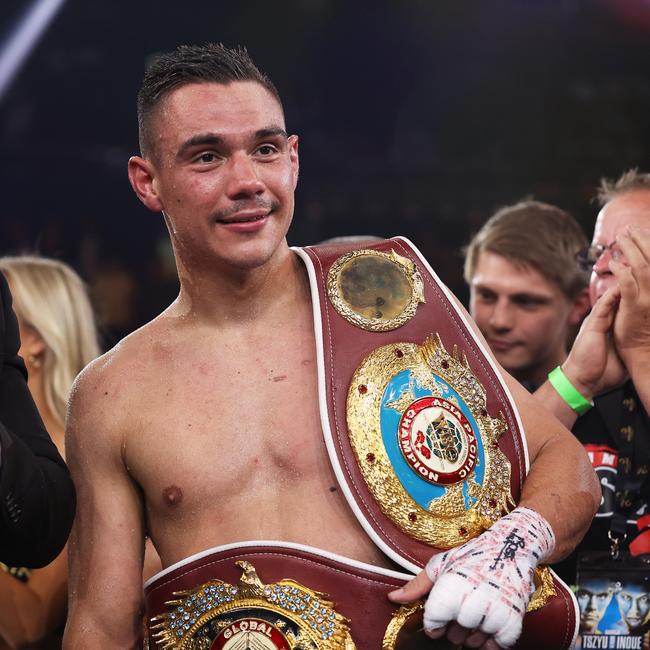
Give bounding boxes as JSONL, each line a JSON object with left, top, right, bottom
{"left": 0, "top": 256, "right": 101, "bottom": 427}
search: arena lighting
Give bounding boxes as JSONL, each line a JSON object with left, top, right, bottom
{"left": 0, "top": 0, "right": 67, "bottom": 102}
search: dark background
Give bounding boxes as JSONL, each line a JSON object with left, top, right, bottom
{"left": 1, "top": 0, "right": 649, "bottom": 345}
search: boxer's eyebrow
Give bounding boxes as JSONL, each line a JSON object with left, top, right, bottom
{"left": 255, "top": 127, "right": 288, "bottom": 140}
{"left": 176, "top": 127, "right": 288, "bottom": 159}
{"left": 177, "top": 133, "right": 223, "bottom": 158}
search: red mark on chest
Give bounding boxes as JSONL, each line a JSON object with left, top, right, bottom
{"left": 162, "top": 485, "right": 183, "bottom": 507}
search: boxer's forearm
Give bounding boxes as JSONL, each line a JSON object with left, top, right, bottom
{"left": 518, "top": 432, "right": 600, "bottom": 563}
{"left": 532, "top": 381, "right": 580, "bottom": 429}
{"left": 502, "top": 371, "right": 600, "bottom": 564}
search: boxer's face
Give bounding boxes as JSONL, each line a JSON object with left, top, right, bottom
{"left": 577, "top": 581, "right": 612, "bottom": 632}
{"left": 590, "top": 189, "right": 650, "bottom": 305}
{"left": 619, "top": 586, "right": 650, "bottom": 631}
{"left": 131, "top": 81, "right": 299, "bottom": 273}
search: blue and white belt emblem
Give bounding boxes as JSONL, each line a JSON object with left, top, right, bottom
{"left": 346, "top": 335, "right": 514, "bottom": 548}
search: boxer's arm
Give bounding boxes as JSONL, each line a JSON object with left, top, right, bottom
{"left": 457, "top": 293, "right": 601, "bottom": 559}
{"left": 389, "top": 295, "right": 600, "bottom": 647}
{"left": 503, "top": 372, "right": 600, "bottom": 561}
{"left": 389, "top": 376, "right": 599, "bottom": 647}
{"left": 63, "top": 362, "right": 145, "bottom": 649}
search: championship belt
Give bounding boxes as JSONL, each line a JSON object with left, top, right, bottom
{"left": 144, "top": 541, "right": 572, "bottom": 649}
{"left": 292, "top": 237, "right": 578, "bottom": 649}
{"left": 144, "top": 541, "right": 428, "bottom": 649}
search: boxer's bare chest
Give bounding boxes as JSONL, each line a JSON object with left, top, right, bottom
{"left": 122, "top": 317, "right": 377, "bottom": 566}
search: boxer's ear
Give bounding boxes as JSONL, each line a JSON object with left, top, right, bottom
{"left": 128, "top": 155, "right": 163, "bottom": 213}
{"left": 288, "top": 134, "right": 299, "bottom": 188}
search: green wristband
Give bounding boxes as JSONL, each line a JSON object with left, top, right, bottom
{"left": 547, "top": 366, "right": 594, "bottom": 415}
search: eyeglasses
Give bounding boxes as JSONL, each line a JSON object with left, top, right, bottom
{"left": 575, "top": 243, "right": 623, "bottom": 271}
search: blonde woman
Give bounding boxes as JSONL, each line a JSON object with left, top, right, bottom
{"left": 0, "top": 256, "right": 100, "bottom": 648}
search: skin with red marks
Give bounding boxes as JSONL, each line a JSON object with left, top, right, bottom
{"left": 64, "top": 81, "right": 389, "bottom": 649}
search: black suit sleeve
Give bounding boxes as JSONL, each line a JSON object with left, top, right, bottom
{"left": 0, "top": 272, "right": 76, "bottom": 568}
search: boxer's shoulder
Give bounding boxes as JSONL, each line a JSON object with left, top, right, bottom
{"left": 67, "top": 316, "right": 184, "bottom": 446}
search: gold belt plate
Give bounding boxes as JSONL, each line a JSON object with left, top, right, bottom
{"left": 347, "top": 335, "right": 516, "bottom": 548}
{"left": 150, "top": 561, "right": 355, "bottom": 649}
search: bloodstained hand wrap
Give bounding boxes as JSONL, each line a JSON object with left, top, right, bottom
{"left": 423, "top": 507, "right": 555, "bottom": 648}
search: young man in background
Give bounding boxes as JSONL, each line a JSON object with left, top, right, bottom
{"left": 464, "top": 200, "right": 591, "bottom": 390}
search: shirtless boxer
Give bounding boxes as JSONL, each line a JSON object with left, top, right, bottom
{"left": 63, "top": 44, "right": 600, "bottom": 649}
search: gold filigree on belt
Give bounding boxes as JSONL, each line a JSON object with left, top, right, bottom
{"left": 149, "top": 561, "right": 356, "bottom": 649}
{"left": 346, "top": 334, "right": 515, "bottom": 548}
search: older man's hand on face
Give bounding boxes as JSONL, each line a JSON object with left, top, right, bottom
{"left": 609, "top": 227, "right": 650, "bottom": 373}
{"left": 387, "top": 508, "right": 555, "bottom": 650}
{"left": 561, "top": 285, "right": 627, "bottom": 400}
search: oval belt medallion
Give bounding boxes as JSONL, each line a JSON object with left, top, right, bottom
{"left": 347, "top": 335, "right": 515, "bottom": 548}
{"left": 398, "top": 395, "right": 479, "bottom": 486}
{"left": 327, "top": 249, "right": 425, "bottom": 331}
{"left": 150, "top": 561, "right": 355, "bottom": 649}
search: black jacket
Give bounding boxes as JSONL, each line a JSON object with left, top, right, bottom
{"left": 0, "top": 272, "right": 75, "bottom": 567}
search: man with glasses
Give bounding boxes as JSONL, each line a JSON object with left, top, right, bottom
{"left": 535, "top": 169, "right": 650, "bottom": 585}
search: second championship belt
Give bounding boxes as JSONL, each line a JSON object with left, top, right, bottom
{"left": 294, "top": 237, "right": 578, "bottom": 650}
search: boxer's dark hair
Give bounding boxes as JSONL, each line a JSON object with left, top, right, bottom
{"left": 137, "top": 43, "right": 282, "bottom": 159}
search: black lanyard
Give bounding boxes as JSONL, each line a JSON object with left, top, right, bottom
{"left": 609, "top": 384, "right": 650, "bottom": 557}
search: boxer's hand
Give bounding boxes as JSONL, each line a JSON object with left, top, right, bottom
{"left": 388, "top": 507, "right": 555, "bottom": 649}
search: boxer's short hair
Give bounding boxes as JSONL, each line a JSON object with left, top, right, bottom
{"left": 137, "top": 43, "right": 282, "bottom": 159}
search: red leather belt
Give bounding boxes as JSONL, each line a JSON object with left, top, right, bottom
{"left": 144, "top": 542, "right": 576, "bottom": 649}
{"left": 295, "top": 238, "right": 529, "bottom": 567}
{"left": 144, "top": 238, "right": 577, "bottom": 648}
{"left": 144, "top": 542, "right": 421, "bottom": 649}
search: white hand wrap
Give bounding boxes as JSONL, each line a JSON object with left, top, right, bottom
{"left": 423, "top": 507, "right": 555, "bottom": 648}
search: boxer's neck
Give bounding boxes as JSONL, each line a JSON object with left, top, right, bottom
{"left": 172, "top": 246, "right": 309, "bottom": 328}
